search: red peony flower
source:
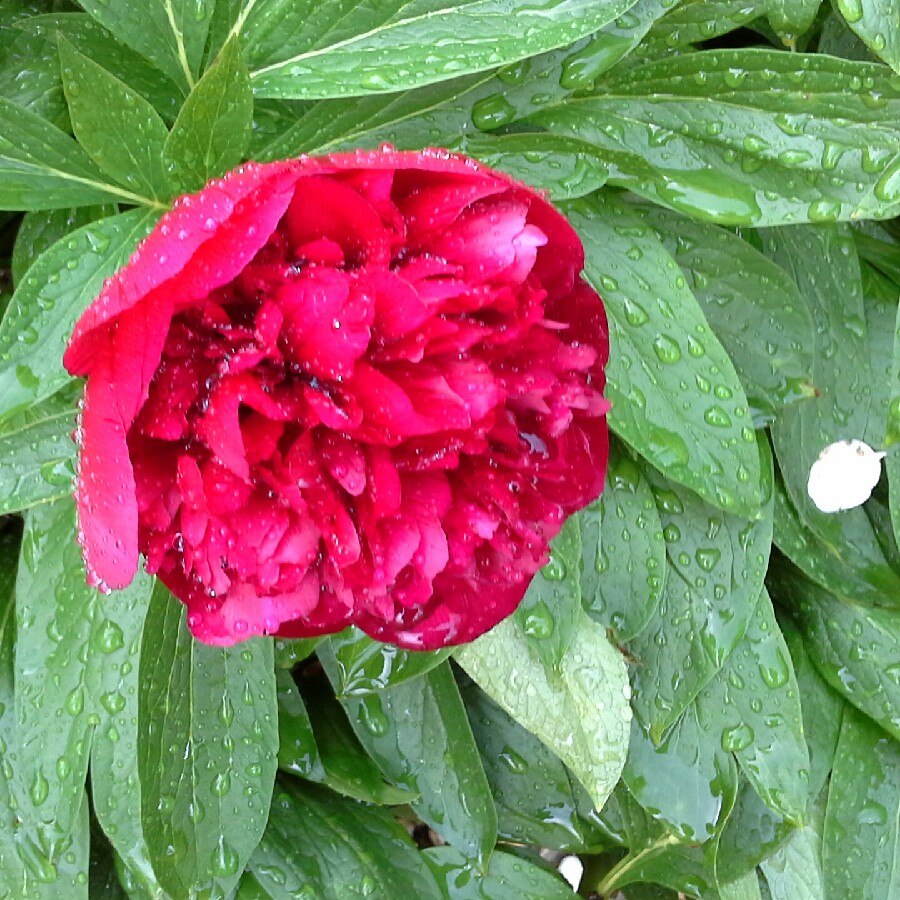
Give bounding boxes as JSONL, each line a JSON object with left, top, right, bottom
{"left": 64, "top": 149, "right": 610, "bottom": 649}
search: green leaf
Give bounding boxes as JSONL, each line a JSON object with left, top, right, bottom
{"left": 770, "top": 565, "right": 900, "bottom": 741}
{"left": 822, "top": 704, "right": 900, "bottom": 898}
{"left": 532, "top": 50, "right": 900, "bottom": 225}
{"left": 555, "top": 0, "right": 675, "bottom": 85}
{"left": 579, "top": 440, "right": 666, "bottom": 642}
{"left": 886, "top": 283, "right": 900, "bottom": 551}
{"left": 627, "top": 437, "right": 774, "bottom": 741}
{"left": 9, "top": 500, "right": 148, "bottom": 888}
{"left": 18, "top": 13, "right": 184, "bottom": 124}
{"left": 325, "top": 626, "right": 451, "bottom": 696}
{"left": 0, "top": 389, "right": 76, "bottom": 515}
{"left": 273, "top": 635, "right": 321, "bottom": 669}
{"left": 163, "top": 36, "right": 253, "bottom": 193}
{"left": 855, "top": 227, "right": 900, "bottom": 285}
{"left": 759, "top": 810, "right": 826, "bottom": 900}
{"left": 88, "top": 566, "right": 164, "bottom": 898}
{"left": 256, "top": 42, "right": 582, "bottom": 160}
{"left": 623, "top": 702, "right": 739, "bottom": 842}
{"left": 773, "top": 470, "right": 900, "bottom": 609}
{"left": 783, "top": 620, "right": 843, "bottom": 801}
{"left": 645, "top": 0, "right": 768, "bottom": 46}
{"left": 766, "top": 0, "right": 823, "bottom": 44}
{"left": 0, "top": 207, "right": 160, "bottom": 422}
{"left": 457, "top": 133, "right": 609, "bottom": 201}
{"left": 0, "top": 18, "right": 68, "bottom": 128}
{"left": 696, "top": 590, "right": 809, "bottom": 824}
{"left": 248, "top": 0, "right": 641, "bottom": 99}
{"left": 276, "top": 669, "right": 325, "bottom": 781}
{"left": 0, "top": 521, "right": 92, "bottom": 899}
{"left": 461, "top": 678, "right": 613, "bottom": 852}
{"left": 716, "top": 779, "right": 793, "bottom": 884}
{"left": 455, "top": 607, "right": 631, "bottom": 810}
{"left": 720, "top": 870, "right": 765, "bottom": 900}
{"left": 321, "top": 657, "right": 498, "bottom": 862}
{"left": 12, "top": 205, "right": 117, "bottom": 286}
{"left": 567, "top": 192, "right": 761, "bottom": 516}
{"left": 77, "top": 0, "right": 215, "bottom": 94}
{"left": 513, "top": 517, "right": 581, "bottom": 671}
{"left": 424, "top": 846, "right": 580, "bottom": 899}
{"left": 138, "top": 582, "right": 277, "bottom": 898}
{"left": 243, "top": 779, "right": 443, "bottom": 899}
{"left": 632, "top": 203, "right": 817, "bottom": 426}
{"left": 298, "top": 672, "right": 418, "bottom": 805}
{"left": 58, "top": 37, "right": 174, "bottom": 201}
{"left": 837, "top": 0, "right": 900, "bottom": 73}
{"left": 0, "top": 95, "right": 146, "bottom": 210}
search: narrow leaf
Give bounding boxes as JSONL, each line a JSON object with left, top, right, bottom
{"left": 138, "top": 582, "right": 277, "bottom": 898}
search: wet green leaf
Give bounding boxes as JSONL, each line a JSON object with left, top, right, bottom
{"left": 456, "top": 133, "right": 609, "bottom": 201}
{"left": 243, "top": 779, "right": 443, "bottom": 899}
{"left": 321, "top": 658, "right": 497, "bottom": 862}
{"left": 759, "top": 808, "right": 826, "bottom": 900}
{"left": 0, "top": 390, "right": 76, "bottom": 515}
{"left": 460, "top": 679, "right": 614, "bottom": 852}
{"left": 275, "top": 669, "right": 324, "bottom": 781}
{"left": 325, "top": 627, "right": 451, "bottom": 696}
{"left": 513, "top": 517, "right": 581, "bottom": 671}
{"left": 0, "top": 17, "right": 67, "bottom": 128}
{"left": 770, "top": 565, "right": 900, "bottom": 741}
{"left": 533, "top": 51, "right": 900, "bottom": 225}
{"left": 767, "top": 0, "right": 823, "bottom": 44}
{"left": 247, "top": 0, "right": 641, "bottom": 99}
{"left": 623, "top": 703, "right": 738, "bottom": 843}
{"left": 424, "top": 846, "right": 580, "bottom": 899}
{"left": 886, "top": 280, "right": 900, "bottom": 552}
{"left": 456, "top": 607, "right": 630, "bottom": 810}
{"left": 0, "top": 208, "right": 160, "bottom": 423}
{"left": 579, "top": 440, "right": 666, "bottom": 642}
{"left": 822, "top": 704, "right": 900, "bottom": 898}
{"left": 163, "top": 36, "right": 253, "bottom": 193}
{"left": 646, "top": 0, "right": 768, "bottom": 47}
{"left": 633, "top": 204, "right": 817, "bottom": 426}
{"left": 628, "top": 437, "right": 774, "bottom": 741}
{"left": 58, "top": 37, "right": 173, "bottom": 202}
{"left": 17, "top": 14, "right": 183, "bottom": 124}
{"left": 273, "top": 635, "right": 321, "bottom": 669}
{"left": 0, "top": 95, "right": 141, "bottom": 210}
{"left": 836, "top": 0, "right": 900, "bottom": 73}
{"left": 298, "top": 672, "right": 418, "bottom": 805}
{"left": 138, "top": 582, "right": 277, "bottom": 898}
{"left": 568, "top": 192, "right": 761, "bottom": 517}
{"left": 11, "top": 205, "right": 117, "bottom": 287}
{"left": 696, "top": 590, "right": 809, "bottom": 824}
{"left": 76, "top": 0, "right": 215, "bottom": 94}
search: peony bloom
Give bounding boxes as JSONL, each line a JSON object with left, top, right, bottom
{"left": 64, "top": 149, "right": 609, "bottom": 649}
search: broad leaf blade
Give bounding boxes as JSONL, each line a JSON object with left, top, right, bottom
{"left": 321, "top": 657, "right": 498, "bottom": 862}
{"left": 163, "top": 36, "right": 253, "bottom": 193}
{"left": 58, "top": 37, "right": 173, "bottom": 201}
{"left": 77, "top": 0, "right": 215, "bottom": 94}
{"left": 455, "top": 608, "right": 631, "bottom": 809}
{"left": 567, "top": 192, "right": 761, "bottom": 517}
{"left": 138, "top": 582, "right": 277, "bottom": 898}
{"left": 837, "top": 0, "right": 900, "bottom": 72}
{"left": 822, "top": 705, "right": 900, "bottom": 899}
{"left": 249, "top": 0, "right": 641, "bottom": 99}
{"left": 0, "top": 96, "right": 138, "bottom": 210}
{"left": 243, "top": 780, "right": 443, "bottom": 899}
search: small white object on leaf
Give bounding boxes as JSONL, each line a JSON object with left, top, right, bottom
{"left": 807, "top": 439, "right": 885, "bottom": 513}
{"left": 558, "top": 855, "right": 584, "bottom": 892}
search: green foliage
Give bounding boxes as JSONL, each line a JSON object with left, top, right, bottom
{"left": 1, "top": 1, "right": 899, "bottom": 896}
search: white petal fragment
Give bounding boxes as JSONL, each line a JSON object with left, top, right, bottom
{"left": 807, "top": 439, "right": 885, "bottom": 513}
{"left": 558, "top": 855, "right": 584, "bottom": 892}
